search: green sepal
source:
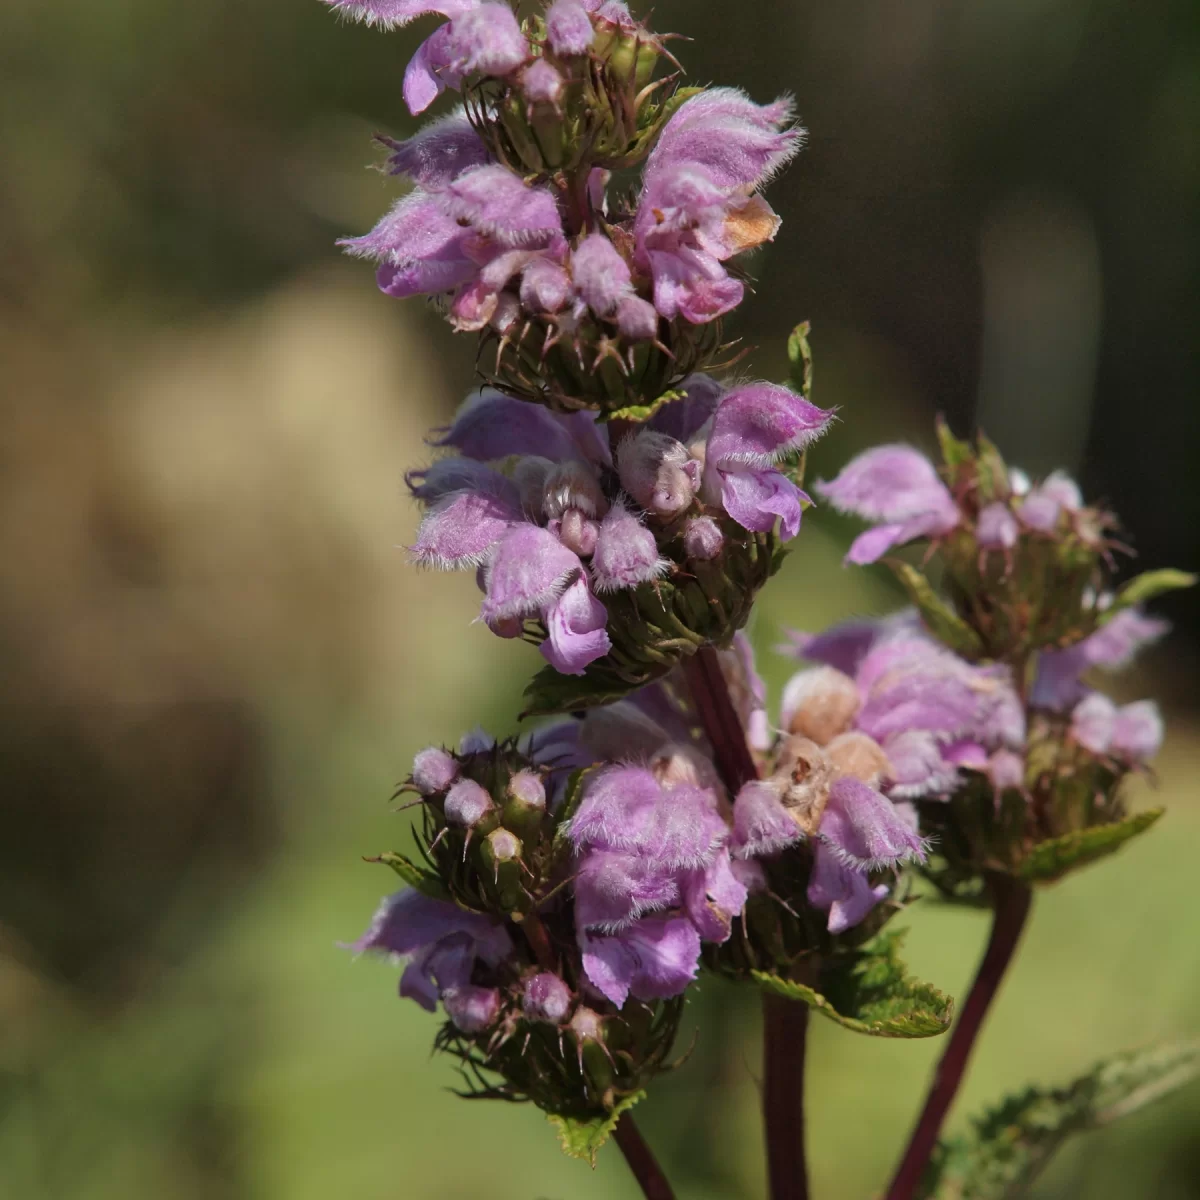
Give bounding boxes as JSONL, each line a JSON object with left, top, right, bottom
{"left": 973, "top": 433, "right": 1009, "bottom": 503}
{"left": 886, "top": 560, "right": 985, "bottom": 658}
{"left": 546, "top": 1090, "right": 645, "bottom": 1167}
{"left": 1098, "top": 568, "right": 1197, "bottom": 624}
{"left": 370, "top": 851, "right": 452, "bottom": 902}
{"left": 787, "top": 320, "right": 814, "bottom": 396}
{"left": 917, "top": 1039, "right": 1200, "bottom": 1199}
{"left": 752, "top": 931, "right": 953, "bottom": 1038}
{"left": 549, "top": 768, "right": 590, "bottom": 863}
{"left": 601, "top": 388, "right": 683, "bottom": 424}
{"left": 1017, "top": 808, "right": 1164, "bottom": 884}
{"left": 936, "top": 415, "right": 973, "bottom": 469}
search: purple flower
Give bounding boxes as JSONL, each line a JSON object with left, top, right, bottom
{"left": 579, "top": 916, "right": 701, "bottom": 1008}
{"left": 1033, "top": 606, "right": 1169, "bottom": 709}
{"left": 540, "top": 576, "right": 612, "bottom": 674}
{"left": 442, "top": 983, "right": 502, "bottom": 1032}
{"left": 702, "top": 382, "right": 833, "bottom": 541}
{"left": 322, "top": 0, "right": 478, "bottom": 31}
{"left": 1019, "top": 470, "right": 1082, "bottom": 532}
{"left": 732, "top": 779, "right": 802, "bottom": 857}
{"left": 817, "top": 776, "right": 927, "bottom": 870}
{"left": 590, "top": 504, "right": 669, "bottom": 592}
{"left": 1070, "top": 694, "right": 1163, "bottom": 764}
{"left": 569, "top": 764, "right": 742, "bottom": 1005}
{"left": 816, "top": 445, "right": 960, "bottom": 564}
{"left": 977, "top": 501, "right": 1020, "bottom": 551}
{"left": 806, "top": 842, "right": 890, "bottom": 935}
{"left": 636, "top": 89, "right": 802, "bottom": 323}
{"left": 343, "top": 889, "right": 513, "bottom": 1013}
{"left": 572, "top": 233, "right": 634, "bottom": 317}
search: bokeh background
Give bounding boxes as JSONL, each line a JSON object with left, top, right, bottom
{"left": 2, "top": 1, "right": 1198, "bottom": 1197}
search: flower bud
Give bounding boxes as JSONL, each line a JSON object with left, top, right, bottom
{"left": 411, "top": 746, "right": 459, "bottom": 795}
{"left": 485, "top": 827, "right": 522, "bottom": 863}
{"left": 460, "top": 727, "right": 495, "bottom": 755}
{"left": 444, "top": 778, "right": 495, "bottom": 827}
{"left": 781, "top": 666, "right": 861, "bottom": 746}
{"left": 545, "top": 0, "right": 595, "bottom": 57}
{"left": 520, "top": 58, "right": 564, "bottom": 107}
{"left": 442, "top": 984, "right": 502, "bottom": 1034}
{"left": 568, "top": 1005, "right": 605, "bottom": 1045}
{"left": 683, "top": 515, "right": 724, "bottom": 560}
{"left": 506, "top": 768, "right": 547, "bottom": 813}
{"left": 987, "top": 749, "right": 1025, "bottom": 791}
{"left": 976, "top": 501, "right": 1019, "bottom": 551}
{"left": 522, "top": 971, "right": 572, "bottom": 1024}
{"left": 616, "top": 430, "right": 697, "bottom": 518}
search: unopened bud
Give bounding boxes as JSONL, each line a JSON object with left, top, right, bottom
{"left": 568, "top": 1005, "right": 605, "bottom": 1044}
{"left": 411, "top": 746, "right": 459, "bottom": 795}
{"left": 520, "top": 58, "right": 564, "bottom": 106}
{"left": 825, "top": 731, "right": 893, "bottom": 788}
{"left": 616, "top": 430, "right": 697, "bottom": 518}
{"left": 481, "top": 828, "right": 525, "bottom": 910}
{"left": 522, "top": 971, "right": 572, "bottom": 1024}
{"left": 444, "top": 778, "right": 495, "bottom": 827}
{"left": 649, "top": 742, "right": 722, "bottom": 792}
{"left": 442, "top": 984, "right": 502, "bottom": 1034}
{"left": 684, "top": 515, "right": 724, "bottom": 560}
{"left": 459, "top": 727, "right": 495, "bottom": 755}
{"left": 987, "top": 749, "right": 1025, "bottom": 791}
{"left": 503, "top": 769, "right": 547, "bottom": 840}
{"left": 976, "top": 501, "right": 1019, "bottom": 551}
{"left": 486, "top": 827, "right": 522, "bottom": 863}
{"left": 781, "top": 667, "right": 861, "bottom": 746}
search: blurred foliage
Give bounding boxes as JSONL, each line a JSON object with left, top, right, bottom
{"left": 1, "top": 0, "right": 1198, "bottom": 1197}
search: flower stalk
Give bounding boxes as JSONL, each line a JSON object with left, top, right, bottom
{"left": 614, "top": 1113, "right": 677, "bottom": 1200}
{"left": 883, "top": 874, "right": 1033, "bottom": 1200}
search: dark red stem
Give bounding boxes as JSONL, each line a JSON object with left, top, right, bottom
{"left": 883, "top": 874, "right": 1033, "bottom": 1200}
{"left": 614, "top": 1114, "right": 676, "bottom": 1200}
{"left": 682, "top": 645, "right": 760, "bottom": 791}
{"left": 762, "top": 992, "right": 811, "bottom": 1200}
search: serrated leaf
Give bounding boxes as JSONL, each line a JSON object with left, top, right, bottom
{"left": 1098, "top": 568, "right": 1197, "bottom": 624}
{"left": 1018, "top": 809, "right": 1163, "bottom": 884}
{"left": 546, "top": 1090, "right": 645, "bottom": 1167}
{"left": 887, "top": 560, "right": 985, "bottom": 657}
{"left": 752, "top": 931, "right": 953, "bottom": 1038}
{"left": 602, "top": 389, "right": 682, "bottom": 424}
{"left": 936, "top": 416, "right": 973, "bottom": 469}
{"left": 918, "top": 1039, "right": 1200, "bottom": 1199}
{"left": 787, "top": 321, "right": 814, "bottom": 396}
{"left": 521, "top": 665, "right": 640, "bottom": 718}
{"left": 371, "top": 852, "right": 452, "bottom": 901}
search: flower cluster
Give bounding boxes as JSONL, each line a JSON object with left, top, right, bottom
{"left": 409, "top": 377, "right": 830, "bottom": 675}
{"left": 333, "top": 0, "right": 802, "bottom": 412}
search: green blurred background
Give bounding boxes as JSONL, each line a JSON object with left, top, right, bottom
{"left": 2, "top": 1, "right": 1198, "bottom": 1196}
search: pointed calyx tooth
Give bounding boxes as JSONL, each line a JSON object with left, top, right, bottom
{"left": 824, "top": 731, "right": 893, "bottom": 788}
{"left": 772, "top": 735, "right": 835, "bottom": 835}
{"left": 782, "top": 665, "right": 861, "bottom": 745}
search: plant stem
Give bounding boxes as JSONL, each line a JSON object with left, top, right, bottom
{"left": 614, "top": 1114, "right": 676, "bottom": 1200}
{"left": 762, "top": 991, "right": 811, "bottom": 1200}
{"left": 682, "top": 644, "right": 759, "bottom": 790}
{"left": 883, "top": 874, "right": 1034, "bottom": 1200}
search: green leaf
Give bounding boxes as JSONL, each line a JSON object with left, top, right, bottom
{"left": 370, "top": 852, "right": 452, "bottom": 901}
{"left": 1098, "top": 568, "right": 1197, "bottom": 624}
{"left": 887, "top": 560, "right": 984, "bottom": 657}
{"left": 1018, "top": 809, "right": 1164, "bottom": 884}
{"left": 918, "top": 1040, "right": 1200, "bottom": 1199}
{"left": 546, "top": 1091, "right": 645, "bottom": 1167}
{"left": 787, "top": 321, "right": 814, "bottom": 396}
{"left": 602, "top": 389, "right": 682, "bottom": 424}
{"left": 936, "top": 416, "right": 973, "bottom": 469}
{"left": 752, "top": 931, "right": 953, "bottom": 1038}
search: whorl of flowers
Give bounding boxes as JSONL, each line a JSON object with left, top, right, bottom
{"left": 333, "top": 0, "right": 803, "bottom": 413}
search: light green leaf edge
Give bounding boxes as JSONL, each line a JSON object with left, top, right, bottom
{"left": 752, "top": 933, "right": 954, "bottom": 1039}
{"left": 1018, "top": 809, "right": 1164, "bottom": 884}
{"left": 887, "top": 560, "right": 985, "bottom": 657}
{"left": 602, "top": 388, "right": 683, "bottom": 425}
{"left": 1098, "top": 568, "right": 1197, "bottom": 624}
{"left": 546, "top": 1090, "right": 645, "bottom": 1167}
{"left": 918, "top": 1039, "right": 1200, "bottom": 1199}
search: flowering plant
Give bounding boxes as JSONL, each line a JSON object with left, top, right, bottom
{"left": 321, "top": 2, "right": 1198, "bottom": 1196}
